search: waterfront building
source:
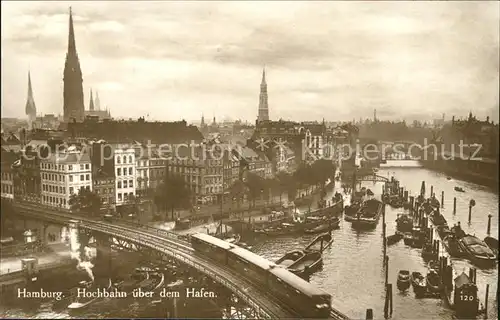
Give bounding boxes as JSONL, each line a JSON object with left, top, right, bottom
{"left": 234, "top": 146, "right": 273, "bottom": 180}
{"left": 13, "top": 148, "right": 42, "bottom": 203}
{"left": 63, "top": 8, "right": 85, "bottom": 123}
{"left": 40, "top": 147, "right": 92, "bottom": 209}
{"left": 113, "top": 145, "right": 137, "bottom": 206}
{"left": 166, "top": 144, "right": 224, "bottom": 205}
{"left": 0, "top": 150, "right": 17, "bottom": 200}
{"left": 90, "top": 140, "right": 115, "bottom": 212}
{"left": 134, "top": 145, "right": 167, "bottom": 197}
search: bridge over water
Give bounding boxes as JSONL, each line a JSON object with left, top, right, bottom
{"left": 7, "top": 201, "right": 349, "bottom": 320}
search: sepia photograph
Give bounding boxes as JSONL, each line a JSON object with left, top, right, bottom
{"left": 0, "top": 1, "right": 498, "bottom": 319}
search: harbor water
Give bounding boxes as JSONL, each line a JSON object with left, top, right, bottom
{"left": 1, "top": 162, "right": 498, "bottom": 319}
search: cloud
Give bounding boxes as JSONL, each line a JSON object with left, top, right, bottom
{"left": 1, "top": 1, "right": 498, "bottom": 122}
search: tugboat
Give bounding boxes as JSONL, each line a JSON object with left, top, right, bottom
{"left": 410, "top": 272, "right": 426, "bottom": 298}
{"left": 454, "top": 187, "right": 465, "bottom": 193}
{"left": 304, "top": 217, "right": 340, "bottom": 234}
{"left": 397, "top": 270, "right": 411, "bottom": 291}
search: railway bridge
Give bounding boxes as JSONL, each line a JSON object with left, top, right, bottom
{"left": 7, "top": 201, "right": 349, "bottom": 320}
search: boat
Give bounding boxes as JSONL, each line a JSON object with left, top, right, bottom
{"left": 421, "top": 243, "right": 435, "bottom": 260}
{"left": 351, "top": 199, "right": 383, "bottom": 229}
{"left": 396, "top": 270, "right": 411, "bottom": 291}
{"left": 223, "top": 234, "right": 241, "bottom": 244}
{"left": 396, "top": 214, "right": 413, "bottom": 233}
{"left": 483, "top": 236, "right": 498, "bottom": 257}
{"left": 344, "top": 202, "right": 360, "bottom": 222}
{"left": 458, "top": 235, "right": 497, "bottom": 267}
{"left": 386, "top": 233, "right": 403, "bottom": 246}
{"left": 442, "top": 234, "right": 465, "bottom": 258}
{"left": 454, "top": 187, "right": 465, "bottom": 192}
{"left": 138, "top": 271, "right": 165, "bottom": 292}
{"left": 436, "top": 225, "right": 451, "bottom": 239}
{"left": 294, "top": 194, "right": 314, "bottom": 207}
{"left": 429, "top": 212, "right": 447, "bottom": 226}
{"left": 426, "top": 270, "right": 442, "bottom": 293}
{"left": 254, "top": 222, "right": 298, "bottom": 236}
{"left": 68, "top": 278, "right": 112, "bottom": 310}
{"left": 403, "top": 227, "right": 425, "bottom": 248}
{"left": 304, "top": 218, "right": 340, "bottom": 234}
{"left": 276, "top": 250, "right": 306, "bottom": 268}
{"left": 451, "top": 272, "right": 479, "bottom": 318}
{"left": 287, "top": 250, "right": 323, "bottom": 278}
{"left": 447, "top": 177, "right": 451, "bottom": 180}
{"left": 410, "top": 272, "right": 426, "bottom": 297}
{"left": 115, "top": 268, "right": 150, "bottom": 293}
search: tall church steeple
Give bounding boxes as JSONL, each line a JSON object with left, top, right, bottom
{"left": 63, "top": 7, "right": 85, "bottom": 123}
{"left": 257, "top": 67, "right": 269, "bottom": 122}
{"left": 25, "top": 71, "right": 37, "bottom": 130}
{"left": 95, "top": 91, "right": 101, "bottom": 110}
{"left": 89, "top": 89, "right": 94, "bottom": 111}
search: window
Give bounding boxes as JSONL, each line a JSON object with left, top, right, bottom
{"left": 85, "top": 164, "right": 89, "bottom": 169}
{"left": 69, "top": 187, "right": 74, "bottom": 194}
{"left": 118, "top": 181, "right": 122, "bottom": 188}
{"left": 59, "top": 187, "right": 63, "bottom": 193}
{"left": 69, "top": 176, "right": 73, "bottom": 182}
{"left": 123, "top": 180, "right": 128, "bottom": 188}
{"left": 118, "top": 193, "right": 122, "bottom": 201}
{"left": 117, "top": 168, "right": 121, "bottom": 176}
{"left": 86, "top": 174, "right": 90, "bottom": 181}
{"left": 129, "top": 180, "right": 133, "bottom": 188}
{"left": 129, "top": 167, "right": 133, "bottom": 175}
{"left": 80, "top": 164, "right": 84, "bottom": 170}
{"left": 80, "top": 175, "right": 84, "bottom": 181}
{"left": 129, "top": 156, "right": 133, "bottom": 163}
{"left": 123, "top": 156, "right": 127, "bottom": 164}
{"left": 69, "top": 165, "right": 73, "bottom": 170}
{"left": 86, "top": 186, "right": 90, "bottom": 191}
{"left": 117, "top": 156, "right": 121, "bottom": 164}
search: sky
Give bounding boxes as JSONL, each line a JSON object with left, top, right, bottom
{"left": 1, "top": 1, "right": 499, "bottom": 123}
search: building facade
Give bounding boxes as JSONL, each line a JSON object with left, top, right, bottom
{"left": 1, "top": 151, "right": 17, "bottom": 200}
{"left": 114, "top": 145, "right": 136, "bottom": 206}
{"left": 40, "top": 149, "right": 92, "bottom": 209}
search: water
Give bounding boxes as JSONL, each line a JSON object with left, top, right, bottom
{"left": 1, "top": 165, "right": 497, "bottom": 319}
{"left": 254, "top": 164, "right": 498, "bottom": 319}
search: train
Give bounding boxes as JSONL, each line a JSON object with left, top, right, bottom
{"left": 190, "top": 233, "right": 332, "bottom": 318}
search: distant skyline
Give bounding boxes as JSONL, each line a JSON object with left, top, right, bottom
{"left": 1, "top": 1, "right": 499, "bottom": 122}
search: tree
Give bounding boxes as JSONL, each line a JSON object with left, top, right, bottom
{"left": 275, "top": 171, "right": 291, "bottom": 204}
{"left": 69, "top": 188, "right": 102, "bottom": 217}
{"left": 245, "top": 172, "right": 265, "bottom": 208}
{"left": 229, "top": 179, "right": 247, "bottom": 209}
{"left": 154, "top": 174, "right": 191, "bottom": 221}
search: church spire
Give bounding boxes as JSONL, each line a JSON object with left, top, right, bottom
{"left": 89, "top": 89, "right": 94, "bottom": 111}
{"left": 63, "top": 6, "right": 85, "bottom": 123}
{"left": 95, "top": 90, "right": 101, "bottom": 110}
{"left": 25, "top": 71, "right": 37, "bottom": 129}
{"left": 257, "top": 67, "right": 269, "bottom": 122}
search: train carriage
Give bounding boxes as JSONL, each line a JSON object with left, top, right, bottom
{"left": 269, "top": 266, "right": 332, "bottom": 318}
{"left": 190, "top": 233, "right": 233, "bottom": 265}
{"left": 227, "top": 247, "right": 274, "bottom": 285}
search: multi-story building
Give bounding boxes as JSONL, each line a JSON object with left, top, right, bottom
{"left": 166, "top": 144, "right": 224, "bottom": 205}
{"left": 93, "top": 169, "right": 115, "bottom": 213}
{"left": 235, "top": 146, "right": 273, "bottom": 180}
{"left": 40, "top": 148, "right": 92, "bottom": 209}
{"left": 133, "top": 145, "right": 167, "bottom": 197}
{"left": 223, "top": 149, "right": 240, "bottom": 192}
{"left": 113, "top": 145, "right": 136, "bottom": 206}
{"left": 1, "top": 150, "right": 17, "bottom": 200}
{"left": 13, "top": 148, "right": 42, "bottom": 203}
